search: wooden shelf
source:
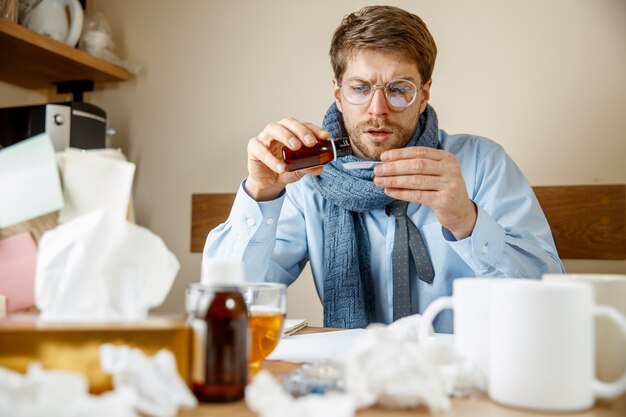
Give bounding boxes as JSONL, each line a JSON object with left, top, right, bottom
{"left": 0, "top": 19, "right": 130, "bottom": 89}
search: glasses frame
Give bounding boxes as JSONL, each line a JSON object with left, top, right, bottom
{"left": 338, "top": 77, "right": 422, "bottom": 110}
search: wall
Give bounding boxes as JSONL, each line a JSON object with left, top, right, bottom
{"left": 2, "top": 0, "right": 625, "bottom": 326}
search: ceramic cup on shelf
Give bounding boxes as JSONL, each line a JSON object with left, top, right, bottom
{"left": 543, "top": 273, "right": 626, "bottom": 383}
{"left": 489, "top": 279, "right": 626, "bottom": 412}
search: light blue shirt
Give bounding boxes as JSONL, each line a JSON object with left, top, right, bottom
{"left": 203, "top": 131, "right": 565, "bottom": 333}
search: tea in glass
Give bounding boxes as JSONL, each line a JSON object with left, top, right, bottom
{"left": 242, "top": 283, "right": 287, "bottom": 371}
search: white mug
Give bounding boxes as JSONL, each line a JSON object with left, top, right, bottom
{"left": 418, "top": 278, "right": 497, "bottom": 381}
{"left": 489, "top": 280, "right": 626, "bottom": 411}
{"left": 543, "top": 273, "right": 626, "bottom": 382}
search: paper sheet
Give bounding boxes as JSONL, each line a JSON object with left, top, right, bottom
{"left": 59, "top": 149, "right": 135, "bottom": 223}
{"left": 0, "top": 232, "right": 37, "bottom": 313}
{"left": 267, "top": 329, "right": 365, "bottom": 363}
{"left": 282, "top": 318, "right": 307, "bottom": 336}
{"left": 0, "top": 134, "right": 64, "bottom": 228}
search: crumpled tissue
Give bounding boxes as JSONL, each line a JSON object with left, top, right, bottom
{"left": 345, "top": 314, "right": 485, "bottom": 412}
{"left": 0, "top": 346, "right": 196, "bottom": 417}
{"left": 0, "top": 363, "right": 138, "bottom": 417}
{"left": 35, "top": 210, "right": 179, "bottom": 321}
{"left": 247, "top": 314, "right": 485, "bottom": 416}
{"left": 100, "top": 344, "right": 197, "bottom": 417}
{"left": 246, "top": 370, "right": 355, "bottom": 417}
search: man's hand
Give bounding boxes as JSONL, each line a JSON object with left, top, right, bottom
{"left": 373, "top": 146, "right": 477, "bottom": 240}
{"left": 246, "top": 117, "right": 329, "bottom": 201}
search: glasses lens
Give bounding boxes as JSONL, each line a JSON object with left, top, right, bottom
{"left": 340, "top": 78, "right": 418, "bottom": 109}
{"left": 385, "top": 80, "right": 417, "bottom": 109}
{"left": 341, "top": 78, "right": 372, "bottom": 105}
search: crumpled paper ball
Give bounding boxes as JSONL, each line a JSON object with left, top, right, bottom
{"left": 344, "top": 315, "right": 450, "bottom": 411}
{"left": 0, "top": 363, "right": 138, "bottom": 417}
{"left": 100, "top": 344, "right": 197, "bottom": 417}
{"left": 246, "top": 370, "right": 355, "bottom": 417}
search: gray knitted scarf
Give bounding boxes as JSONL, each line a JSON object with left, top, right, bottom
{"left": 310, "top": 103, "right": 440, "bottom": 328}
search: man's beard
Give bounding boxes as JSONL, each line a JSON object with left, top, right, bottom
{"left": 343, "top": 118, "right": 414, "bottom": 160}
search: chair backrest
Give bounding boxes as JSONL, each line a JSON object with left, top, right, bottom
{"left": 191, "top": 184, "right": 626, "bottom": 259}
{"left": 191, "top": 193, "right": 236, "bottom": 253}
{"left": 532, "top": 184, "right": 625, "bottom": 259}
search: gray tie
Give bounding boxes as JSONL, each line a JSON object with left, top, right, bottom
{"left": 389, "top": 201, "right": 435, "bottom": 320}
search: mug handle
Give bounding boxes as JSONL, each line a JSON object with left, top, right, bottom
{"left": 60, "top": 0, "right": 84, "bottom": 46}
{"left": 593, "top": 305, "right": 626, "bottom": 398}
{"left": 418, "top": 296, "right": 454, "bottom": 343}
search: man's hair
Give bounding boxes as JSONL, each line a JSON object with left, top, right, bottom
{"left": 329, "top": 5, "right": 437, "bottom": 85}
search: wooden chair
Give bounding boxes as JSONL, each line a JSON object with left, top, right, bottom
{"left": 191, "top": 184, "right": 626, "bottom": 260}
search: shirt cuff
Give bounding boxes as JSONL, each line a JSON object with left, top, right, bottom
{"left": 445, "top": 205, "right": 505, "bottom": 271}
{"left": 231, "top": 179, "right": 285, "bottom": 241}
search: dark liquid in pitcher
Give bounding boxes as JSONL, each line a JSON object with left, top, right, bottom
{"left": 193, "top": 290, "right": 248, "bottom": 402}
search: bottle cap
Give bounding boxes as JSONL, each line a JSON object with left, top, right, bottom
{"left": 201, "top": 258, "right": 244, "bottom": 286}
{"left": 332, "top": 137, "right": 352, "bottom": 158}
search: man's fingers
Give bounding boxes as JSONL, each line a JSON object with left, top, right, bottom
{"left": 248, "top": 137, "right": 286, "bottom": 173}
{"left": 277, "top": 118, "right": 329, "bottom": 148}
{"left": 374, "top": 157, "right": 444, "bottom": 177}
{"left": 257, "top": 121, "right": 301, "bottom": 150}
{"left": 374, "top": 174, "right": 443, "bottom": 191}
{"left": 380, "top": 146, "right": 445, "bottom": 162}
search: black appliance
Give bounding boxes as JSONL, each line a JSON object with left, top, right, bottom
{"left": 0, "top": 101, "right": 107, "bottom": 151}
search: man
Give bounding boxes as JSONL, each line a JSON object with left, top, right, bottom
{"left": 204, "top": 5, "right": 564, "bottom": 332}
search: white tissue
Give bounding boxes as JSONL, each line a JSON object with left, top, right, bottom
{"left": 246, "top": 370, "right": 356, "bottom": 417}
{"left": 99, "top": 344, "right": 197, "bottom": 417}
{"left": 345, "top": 315, "right": 485, "bottom": 412}
{"left": 35, "top": 210, "right": 180, "bottom": 321}
{"left": 345, "top": 316, "right": 450, "bottom": 411}
{"left": 0, "top": 363, "right": 138, "bottom": 417}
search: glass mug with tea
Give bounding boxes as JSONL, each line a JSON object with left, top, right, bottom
{"left": 242, "top": 282, "right": 287, "bottom": 371}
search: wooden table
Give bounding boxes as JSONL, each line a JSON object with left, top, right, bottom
{"left": 181, "top": 328, "right": 626, "bottom": 417}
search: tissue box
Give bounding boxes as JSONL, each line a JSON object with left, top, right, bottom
{"left": 0, "top": 316, "right": 191, "bottom": 393}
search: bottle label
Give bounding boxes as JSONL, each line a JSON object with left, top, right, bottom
{"left": 190, "top": 318, "right": 207, "bottom": 384}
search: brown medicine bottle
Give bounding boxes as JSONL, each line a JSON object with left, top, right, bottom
{"left": 282, "top": 137, "right": 352, "bottom": 171}
{"left": 188, "top": 260, "right": 248, "bottom": 402}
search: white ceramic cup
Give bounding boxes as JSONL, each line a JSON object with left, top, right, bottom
{"left": 543, "top": 273, "right": 626, "bottom": 382}
{"left": 489, "top": 279, "right": 626, "bottom": 411}
{"left": 418, "top": 278, "right": 498, "bottom": 381}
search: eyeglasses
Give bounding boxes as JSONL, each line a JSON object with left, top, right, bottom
{"left": 338, "top": 77, "right": 421, "bottom": 110}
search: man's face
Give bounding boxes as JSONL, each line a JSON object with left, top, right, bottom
{"left": 333, "top": 49, "right": 431, "bottom": 160}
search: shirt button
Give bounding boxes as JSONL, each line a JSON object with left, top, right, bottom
{"left": 246, "top": 218, "right": 255, "bottom": 226}
{"left": 480, "top": 245, "right": 489, "bottom": 254}
{"left": 462, "top": 253, "right": 471, "bottom": 260}
{"left": 265, "top": 217, "right": 274, "bottom": 225}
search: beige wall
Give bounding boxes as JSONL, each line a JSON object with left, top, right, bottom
{"left": 2, "top": 0, "right": 625, "bottom": 326}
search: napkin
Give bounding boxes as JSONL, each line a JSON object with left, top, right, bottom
{"left": 35, "top": 210, "right": 179, "bottom": 321}
{"left": 99, "top": 344, "right": 197, "bottom": 417}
